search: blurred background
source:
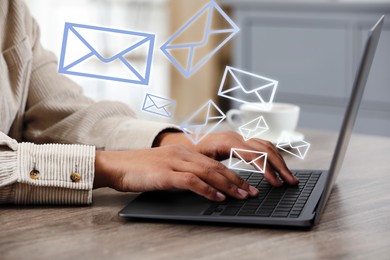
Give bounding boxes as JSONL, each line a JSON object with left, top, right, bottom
{"left": 26, "top": 0, "right": 390, "bottom": 136}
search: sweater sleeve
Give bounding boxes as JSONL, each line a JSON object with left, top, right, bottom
{"left": 0, "top": 1, "right": 182, "bottom": 206}
{"left": 0, "top": 132, "right": 95, "bottom": 205}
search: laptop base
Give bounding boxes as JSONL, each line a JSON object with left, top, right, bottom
{"left": 119, "top": 171, "right": 328, "bottom": 228}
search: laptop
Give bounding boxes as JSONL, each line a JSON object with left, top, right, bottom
{"left": 119, "top": 16, "right": 385, "bottom": 228}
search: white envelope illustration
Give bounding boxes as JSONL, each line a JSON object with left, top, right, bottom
{"left": 238, "top": 116, "right": 269, "bottom": 141}
{"left": 229, "top": 148, "right": 267, "bottom": 174}
{"left": 276, "top": 133, "right": 311, "bottom": 160}
{"left": 142, "top": 93, "right": 176, "bottom": 118}
{"left": 180, "top": 100, "right": 226, "bottom": 145}
{"left": 218, "top": 66, "right": 278, "bottom": 108}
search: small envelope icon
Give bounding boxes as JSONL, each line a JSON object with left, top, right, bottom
{"left": 58, "top": 22, "right": 155, "bottom": 85}
{"left": 218, "top": 66, "right": 278, "bottom": 107}
{"left": 229, "top": 148, "right": 268, "bottom": 174}
{"left": 239, "top": 116, "right": 269, "bottom": 141}
{"left": 180, "top": 100, "right": 226, "bottom": 145}
{"left": 276, "top": 133, "right": 311, "bottom": 160}
{"left": 142, "top": 93, "right": 176, "bottom": 118}
{"left": 160, "top": 1, "right": 240, "bottom": 78}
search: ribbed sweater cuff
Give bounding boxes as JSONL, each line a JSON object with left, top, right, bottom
{"left": 0, "top": 143, "right": 95, "bottom": 205}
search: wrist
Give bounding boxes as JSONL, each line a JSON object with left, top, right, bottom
{"left": 94, "top": 151, "right": 109, "bottom": 189}
{"left": 153, "top": 131, "right": 194, "bottom": 149}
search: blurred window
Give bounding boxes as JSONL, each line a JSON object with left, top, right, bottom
{"left": 26, "top": 0, "right": 170, "bottom": 117}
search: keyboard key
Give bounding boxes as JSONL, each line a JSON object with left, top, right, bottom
{"left": 239, "top": 209, "right": 256, "bottom": 214}
{"left": 229, "top": 201, "right": 245, "bottom": 206}
{"left": 260, "top": 205, "right": 278, "bottom": 210}
{"left": 221, "top": 209, "right": 239, "bottom": 216}
{"left": 245, "top": 200, "right": 262, "bottom": 204}
{"left": 240, "top": 207, "right": 257, "bottom": 212}
{"left": 291, "top": 210, "right": 302, "bottom": 215}
{"left": 256, "top": 211, "right": 272, "bottom": 217}
{"left": 203, "top": 209, "right": 214, "bottom": 215}
{"left": 274, "top": 208, "right": 291, "bottom": 213}
{"left": 285, "top": 190, "right": 301, "bottom": 194}
{"left": 284, "top": 195, "right": 299, "bottom": 200}
{"left": 272, "top": 212, "right": 289, "bottom": 217}
{"left": 238, "top": 212, "right": 256, "bottom": 216}
{"left": 214, "top": 207, "right": 224, "bottom": 213}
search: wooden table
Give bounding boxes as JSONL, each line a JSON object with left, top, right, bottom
{"left": 1, "top": 129, "right": 390, "bottom": 260}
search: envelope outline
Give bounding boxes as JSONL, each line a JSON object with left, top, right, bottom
{"left": 160, "top": 1, "right": 240, "bottom": 78}
{"left": 238, "top": 116, "right": 269, "bottom": 141}
{"left": 228, "top": 148, "right": 267, "bottom": 174}
{"left": 58, "top": 22, "right": 155, "bottom": 85}
{"left": 218, "top": 66, "right": 278, "bottom": 106}
{"left": 180, "top": 100, "right": 226, "bottom": 144}
{"left": 276, "top": 135, "right": 311, "bottom": 160}
{"left": 142, "top": 93, "right": 176, "bottom": 118}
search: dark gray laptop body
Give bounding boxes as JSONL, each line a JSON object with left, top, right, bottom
{"left": 119, "top": 16, "right": 384, "bottom": 228}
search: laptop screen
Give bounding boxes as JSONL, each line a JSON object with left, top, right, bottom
{"left": 314, "top": 16, "right": 384, "bottom": 224}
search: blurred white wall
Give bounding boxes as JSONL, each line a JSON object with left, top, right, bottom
{"left": 25, "top": 0, "right": 172, "bottom": 121}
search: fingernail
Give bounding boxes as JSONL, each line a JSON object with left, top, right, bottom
{"left": 237, "top": 188, "right": 249, "bottom": 198}
{"left": 249, "top": 186, "right": 259, "bottom": 196}
{"left": 216, "top": 192, "right": 226, "bottom": 201}
{"left": 294, "top": 176, "right": 300, "bottom": 184}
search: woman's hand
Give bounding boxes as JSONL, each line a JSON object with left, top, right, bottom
{"left": 156, "top": 131, "right": 299, "bottom": 187}
{"left": 94, "top": 145, "right": 259, "bottom": 201}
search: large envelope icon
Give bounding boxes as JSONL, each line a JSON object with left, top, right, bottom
{"left": 228, "top": 148, "right": 268, "bottom": 174}
{"left": 218, "top": 66, "right": 278, "bottom": 107}
{"left": 160, "top": 1, "right": 240, "bottom": 78}
{"left": 142, "top": 93, "right": 176, "bottom": 118}
{"left": 276, "top": 133, "right": 311, "bottom": 160}
{"left": 239, "top": 116, "right": 269, "bottom": 141}
{"left": 180, "top": 100, "right": 226, "bottom": 145}
{"left": 58, "top": 22, "right": 155, "bottom": 85}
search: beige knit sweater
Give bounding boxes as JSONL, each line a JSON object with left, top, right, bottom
{"left": 0, "top": 0, "right": 177, "bottom": 205}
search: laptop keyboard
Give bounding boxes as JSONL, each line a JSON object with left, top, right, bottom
{"left": 203, "top": 171, "right": 321, "bottom": 218}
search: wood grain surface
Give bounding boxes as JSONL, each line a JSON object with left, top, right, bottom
{"left": 1, "top": 129, "right": 390, "bottom": 260}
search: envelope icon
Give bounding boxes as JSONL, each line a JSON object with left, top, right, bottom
{"left": 218, "top": 66, "right": 278, "bottom": 107}
{"left": 229, "top": 148, "right": 268, "bottom": 174}
{"left": 239, "top": 116, "right": 269, "bottom": 141}
{"left": 160, "top": 1, "right": 240, "bottom": 78}
{"left": 276, "top": 133, "right": 311, "bottom": 160}
{"left": 142, "top": 93, "right": 176, "bottom": 118}
{"left": 58, "top": 22, "right": 155, "bottom": 85}
{"left": 180, "top": 100, "right": 226, "bottom": 145}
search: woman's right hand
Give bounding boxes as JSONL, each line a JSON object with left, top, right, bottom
{"left": 93, "top": 145, "right": 259, "bottom": 201}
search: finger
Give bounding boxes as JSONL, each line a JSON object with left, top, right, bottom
{"left": 176, "top": 155, "right": 255, "bottom": 199}
{"left": 172, "top": 172, "right": 226, "bottom": 202}
{"left": 244, "top": 150, "right": 283, "bottom": 187}
{"left": 251, "top": 139, "right": 284, "bottom": 162}
{"left": 247, "top": 139, "right": 299, "bottom": 185}
{"left": 229, "top": 143, "right": 283, "bottom": 187}
{"left": 235, "top": 147, "right": 283, "bottom": 187}
{"left": 215, "top": 164, "right": 260, "bottom": 197}
{"left": 267, "top": 149, "right": 298, "bottom": 185}
{"left": 263, "top": 165, "right": 283, "bottom": 187}
{"left": 180, "top": 149, "right": 258, "bottom": 197}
